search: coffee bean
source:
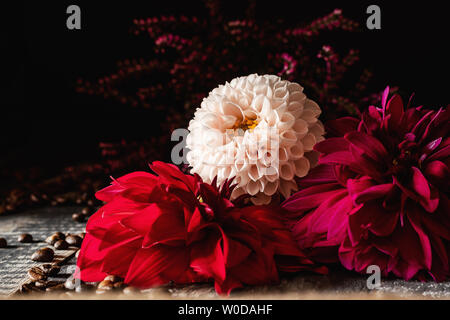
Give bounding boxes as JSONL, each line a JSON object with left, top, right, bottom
{"left": 113, "top": 281, "right": 124, "bottom": 289}
{"left": 45, "top": 234, "right": 60, "bottom": 245}
{"left": 35, "top": 280, "right": 59, "bottom": 289}
{"left": 66, "top": 235, "right": 82, "bottom": 247}
{"left": 41, "top": 264, "right": 60, "bottom": 276}
{"left": 31, "top": 247, "right": 54, "bottom": 262}
{"left": 81, "top": 207, "right": 93, "bottom": 215}
{"left": 20, "top": 283, "right": 33, "bottom": 294}
{"left": 104, "top": 275, "right": 123, "bottom": 283}
{"left": 72, "top": 213, "right": 85, "bottom": 222}
{"left": 0, "top": 238, "right": 7, "bottom": 248}
{"left": 97, "top": 280, "right": 114, "bottom": 290}
{"left": 54, "top": 239, "right": 69, "bottom": 250}
{"left": 87, "top": 199, "right": 95, "bottom": 206}
{"left": 28, "top": 267, "right": 47, "bottom": 281}
{"left": 123, "top": 286, "right": 139, "bottom": 295}
{"left": 64, "top": 277, "right": 77, "bottom": 290}
{"left": 18, "top": 233, "right": 33, "bottom": 243}
{"left": 54, "top": 232, "right": 65, "bottom": 240}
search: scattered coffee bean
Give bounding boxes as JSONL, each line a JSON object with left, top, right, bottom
{"left": 45, "top": 232, "right": 65, "bottom": 245}
{"left": 66, "top": 235, "right": 82, "bottom": 247}
{"left": 27, "top": 267, "right": 47, "bottom": 281}
{"left": 41, "top": 264, "right": 60, "bottom": 276}
{"left": 72, "top": 213, "right": 85, "bottom": 222}
{"left": 87, "top": 199, "right": 95, "bottom": 206}
{"left": 54, "top": 239, "right": 69, "bottom": 250}
{"left": 45, "top": 234, "right": 60, "bottom": 245}
{"left": 18, "top": 233, "right": 33, "bottom": 243}
{"left": 123, "top": 286, "right": 139, "bottom": 295}
{"left": 31, "top": 247, "right": 54, "bottom": 262}
{"left": 97, "top": 280, "right": 114, "bottom": 291}
{"left": 64, "top": 277, "right": 77, "bottom": 290}
{"left": 20, "top": 283, "right": 33, "bottom": 294}
{"left": 81, "top": 207, "right": 93, "bottom": 215}
{"left": 113, "top": 281, "right": 124, "bottom": 289}
{"left": 34, "top": 280, "right": 50, "bottom": 289}
{"left": 0, "top": 238, "right": 7, "bottom": 248}
{"left": 104, "top": 275, "right": 123, "bottom": 283}
{"left": 54, "top": 232, "right": 65, "bottom": 240}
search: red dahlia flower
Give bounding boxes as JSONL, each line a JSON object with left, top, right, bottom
{"left": 283, "top": 87, "right": 450, "bottom": 281}
{"left": 76, "top": 161, "right": 323, "bottom": 295}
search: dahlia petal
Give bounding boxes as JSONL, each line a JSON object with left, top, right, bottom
{"left": 408, "top": 208, "right": 432, "bottom": 270}
{"left": 386, "top": 94, "right": 404, "bottom": 127}
{"left": 214, "top": 277, "right": 243, "bottom": 295}
{"left": 411, "top": 167, "right": 431, "bottom": 200}
{"left": 319, "top": 151, "right": 354, "bottom": 166}
{"left": 327, "top": 196, "right": 353, "bottom": 241}
{"left": 428, "top": 143, "right": 450, "bottom": 162}
{"left": 354, "top": 183, "right": 394, "bottom": 204}
{"left": 307, "top": 190, "right": 348, "bottom": 235}
{"left": 76, "top": 235, "right": 108, "bottom": 282}
{"left": 424, "top": 160, "right": 449, "bottom": 185}
{"left": 100, "top": 238, "right": 141, "bottom": 278}
{"left": 381, "top": 86, "right": 390, "bottom": 110}
{"left": 349, "top": 202, "right": 398, "bottom": 243}
{"left": 125, "top": 246, "right": 189, "bottom": 288}
{"left": 118, "top": 204, "right": 163, "bottom": 236}
{"left": 225, "top": 238, "right": 252, "bottom": 268}
{"left": 345, "top": 132, "right": 388, "bottom": 162}
{"left": 150, "top": 161, "right": 197, "bottom": 193}
{"left": 142, "top": 206, "right": 186, "bottom": 248}
{"left": 96, "top": 171, "right": 158, "bottom": 202}
{"left": 282, "top": 183, "right": 343, "bottom": 212}
{"left": 190, "top": 234, "right": 226, "bottom": 283}
{"left": 347, "top": 177, "right": 374, "bottom": 205}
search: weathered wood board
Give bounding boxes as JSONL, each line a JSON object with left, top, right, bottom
{"left": 0, "top": 207, "right": 85, "bottom": 296}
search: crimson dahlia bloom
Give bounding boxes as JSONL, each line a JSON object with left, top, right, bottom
{"left": 76, "top": 161, "right": 322, "bottom": 294}
{"left": 283, "top": 87, "right": 449, "bottom": 281}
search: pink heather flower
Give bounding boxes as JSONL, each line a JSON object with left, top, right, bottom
{"left": 283, "top": 87, "right": 450, "bottom": 281}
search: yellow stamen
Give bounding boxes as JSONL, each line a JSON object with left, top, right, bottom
{"left": 232, "top": 117, "right": 259, "bottom": 132}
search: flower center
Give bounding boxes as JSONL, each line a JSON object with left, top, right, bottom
{"left": 232, "top": 117, "right": 259, "bottom": 131}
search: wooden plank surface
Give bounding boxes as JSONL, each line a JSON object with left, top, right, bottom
{"left": 0, "top": 207, "right": 85, "bottom": 296}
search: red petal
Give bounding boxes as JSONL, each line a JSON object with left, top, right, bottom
{"left": 125, "top": 246, "right": 189, "bottom": 288}
{"left": 386, "top": 94, "right": 404, "bottom": 127}
{"left": 408, "top": 208, "right": 432, "bottom": 270}
{"left": 411, "top": 167, "right": 430, "bottom": 199}
{"left": 345, "top": 131, "right": 388, "bottom": 162}
{"left": 190, "top": 232, "right": 226, "bottom": 283}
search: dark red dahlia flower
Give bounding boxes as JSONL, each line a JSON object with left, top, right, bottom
{"left": 283, "top": 87, "right": 450, "bottom": 281}
{"left": 76, "top": 161, "right": 323, "bottom": 295}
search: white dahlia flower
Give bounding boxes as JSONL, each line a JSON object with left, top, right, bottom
{"left": 186, "top": 74, "right": 324, "bottom": 205}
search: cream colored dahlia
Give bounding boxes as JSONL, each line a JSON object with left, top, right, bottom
{"left": 186, "top": 74, "right": 324, "bottom": 205}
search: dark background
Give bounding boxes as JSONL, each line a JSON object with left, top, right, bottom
{"left": 2, "top": 0, "right": 449, "bottom": 176}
